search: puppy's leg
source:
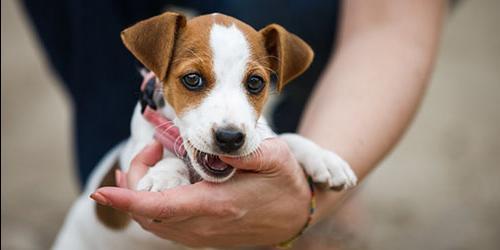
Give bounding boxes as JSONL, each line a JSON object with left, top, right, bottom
{"left": 136, "top": 157, "right": 190, "bottom": 192}
{"left": 122, "top": 103, "right": 191, "bottom": 192}
{"left": 280, "top": 133, "right": 357, "bottom": 190}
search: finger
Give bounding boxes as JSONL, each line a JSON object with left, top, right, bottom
{"left": 91, "top": 185, "right": 206, "bottom": 219}
{"left": 220, "top": 138, "right": 290, "bottom": 172}
{"left": 115, "top": 169, "right": 122, "bottom": 187}
{"left": 128, "top": 141, "right": 164, "bottom": 188}
{"left": 115, "top": 169, "right": 128, "bottom": 188}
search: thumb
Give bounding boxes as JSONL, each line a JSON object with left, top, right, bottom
{"left": 220, "top": 138, "right": 290, "bottom": 173}
{"left": 127, "top": 140, "right": 164, "bottom": 188}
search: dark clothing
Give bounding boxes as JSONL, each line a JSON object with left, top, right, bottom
{"left": 22, "top": 0, "right": 340, "bottom": 186}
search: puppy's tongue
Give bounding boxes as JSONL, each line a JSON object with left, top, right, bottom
{"left": 207, "top": 157, "right": 228, "bottom": 170}
{"left": 199, "top": 153, "right": 229, "bottom": 171}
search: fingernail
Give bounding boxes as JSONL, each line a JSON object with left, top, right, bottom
{"left": 90, "top": 192, "right": 111, "bottom": 206}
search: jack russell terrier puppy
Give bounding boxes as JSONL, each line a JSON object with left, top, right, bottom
{"left": 53, "top": 12, "right": 357, "bottom": 249}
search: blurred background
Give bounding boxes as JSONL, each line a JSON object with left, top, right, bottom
{"left": 1, "top": 0, "right": 499, "bottom": 249}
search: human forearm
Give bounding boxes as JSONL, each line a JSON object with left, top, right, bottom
{"left": 299, "top": 0, "right": 447, "bottom": 222}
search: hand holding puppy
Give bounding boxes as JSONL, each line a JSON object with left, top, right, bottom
{"left": 92, "top": 138, "right": 311, "bottom": 248}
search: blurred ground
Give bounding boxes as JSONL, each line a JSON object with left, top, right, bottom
{"left": 1, "top": 0, "right": 499, "bottom": 249}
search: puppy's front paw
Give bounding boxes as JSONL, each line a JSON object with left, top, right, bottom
{"left": 136, "top": 158, "right": 190, "bottom": 192}
{"left": 302, "top": 149, "right": 357, "bottom": 191}
{"left": 281, "top": 133, "right": 357, "bottom": 191}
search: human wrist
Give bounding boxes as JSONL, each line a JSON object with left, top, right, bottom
{"left": 276, "top": 171, "right": 315, "bottom": 249}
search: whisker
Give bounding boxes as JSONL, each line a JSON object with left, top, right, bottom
{"left": 159, "top": 123, "right": 177, "bottom": 135}
{"left": 258, "top": 147, "right": 265, "bottom": 172}
{"left": 173, "top": 136, "right": 183, "bottom": 158}
{"left": 152, "top": 121, "right": 173, "bottom": 130}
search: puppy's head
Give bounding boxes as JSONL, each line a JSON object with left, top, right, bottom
{"left": 122, "top": 12, "right": 313, "bottom": 182}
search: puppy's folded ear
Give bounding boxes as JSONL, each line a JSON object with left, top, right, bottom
{"left": 259, "top": 24, "right": 314, "bottom": 91}
{"left": 121, "top": 12, "right": 186, "bottom": 81}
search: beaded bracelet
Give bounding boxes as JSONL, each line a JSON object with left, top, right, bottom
{"left": 276, "top": 175, "right": 316, "bottom": 249}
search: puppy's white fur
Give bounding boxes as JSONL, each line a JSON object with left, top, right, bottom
{"left": 177, "top": 24, "right": 258, "bottom": 182}
{"left": 54, "top": 22, "right": 356, "bottom": 249}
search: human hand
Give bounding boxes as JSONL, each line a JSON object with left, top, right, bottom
{"left": 91, "top": 138, "right": 312, "bottom": 248}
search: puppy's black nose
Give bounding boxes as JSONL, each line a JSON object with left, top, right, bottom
{"left": 215, "top": 127, "right": 245, "bottom": 153}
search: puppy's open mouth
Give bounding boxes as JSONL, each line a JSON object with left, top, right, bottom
{"left": 195, "top": 151, "right": 234, "bottom": 178}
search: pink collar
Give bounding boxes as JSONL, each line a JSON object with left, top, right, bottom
{"left": 141, "top": 72, "right": 186, "bottom": 157}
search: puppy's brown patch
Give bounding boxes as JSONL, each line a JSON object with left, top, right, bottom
{"left": 121, "top": 12, "right": 186, "bottom": 81}
{"left": 162, "top": 16, "right": 215, "bottom": 115}
{"left": 95, "top": 161, "right": 130, "bottom": 230}
{"left": 259, "top": 24, "right": 314, "bottom": 91}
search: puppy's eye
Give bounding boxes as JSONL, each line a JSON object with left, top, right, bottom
{"left": 181, "top": 73, "right": 204, "bottom": 91}
{"left": 246, "top": 75, "right": 265, "bottom": 94}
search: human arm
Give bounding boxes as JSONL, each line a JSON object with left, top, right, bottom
{"left": 300, "top": 0, "right": 447, "bottom": 223}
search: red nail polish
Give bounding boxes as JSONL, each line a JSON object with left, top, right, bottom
{"left": 90, "top": 192, "right": 111, "bottom": 206}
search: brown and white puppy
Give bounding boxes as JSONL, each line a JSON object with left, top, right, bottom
{"left": 53, "top": 12, "right": 356, "bottom": 250}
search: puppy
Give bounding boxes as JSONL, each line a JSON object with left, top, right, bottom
{"left": 53, "top": 12, "right": 357, "bottom": 250}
